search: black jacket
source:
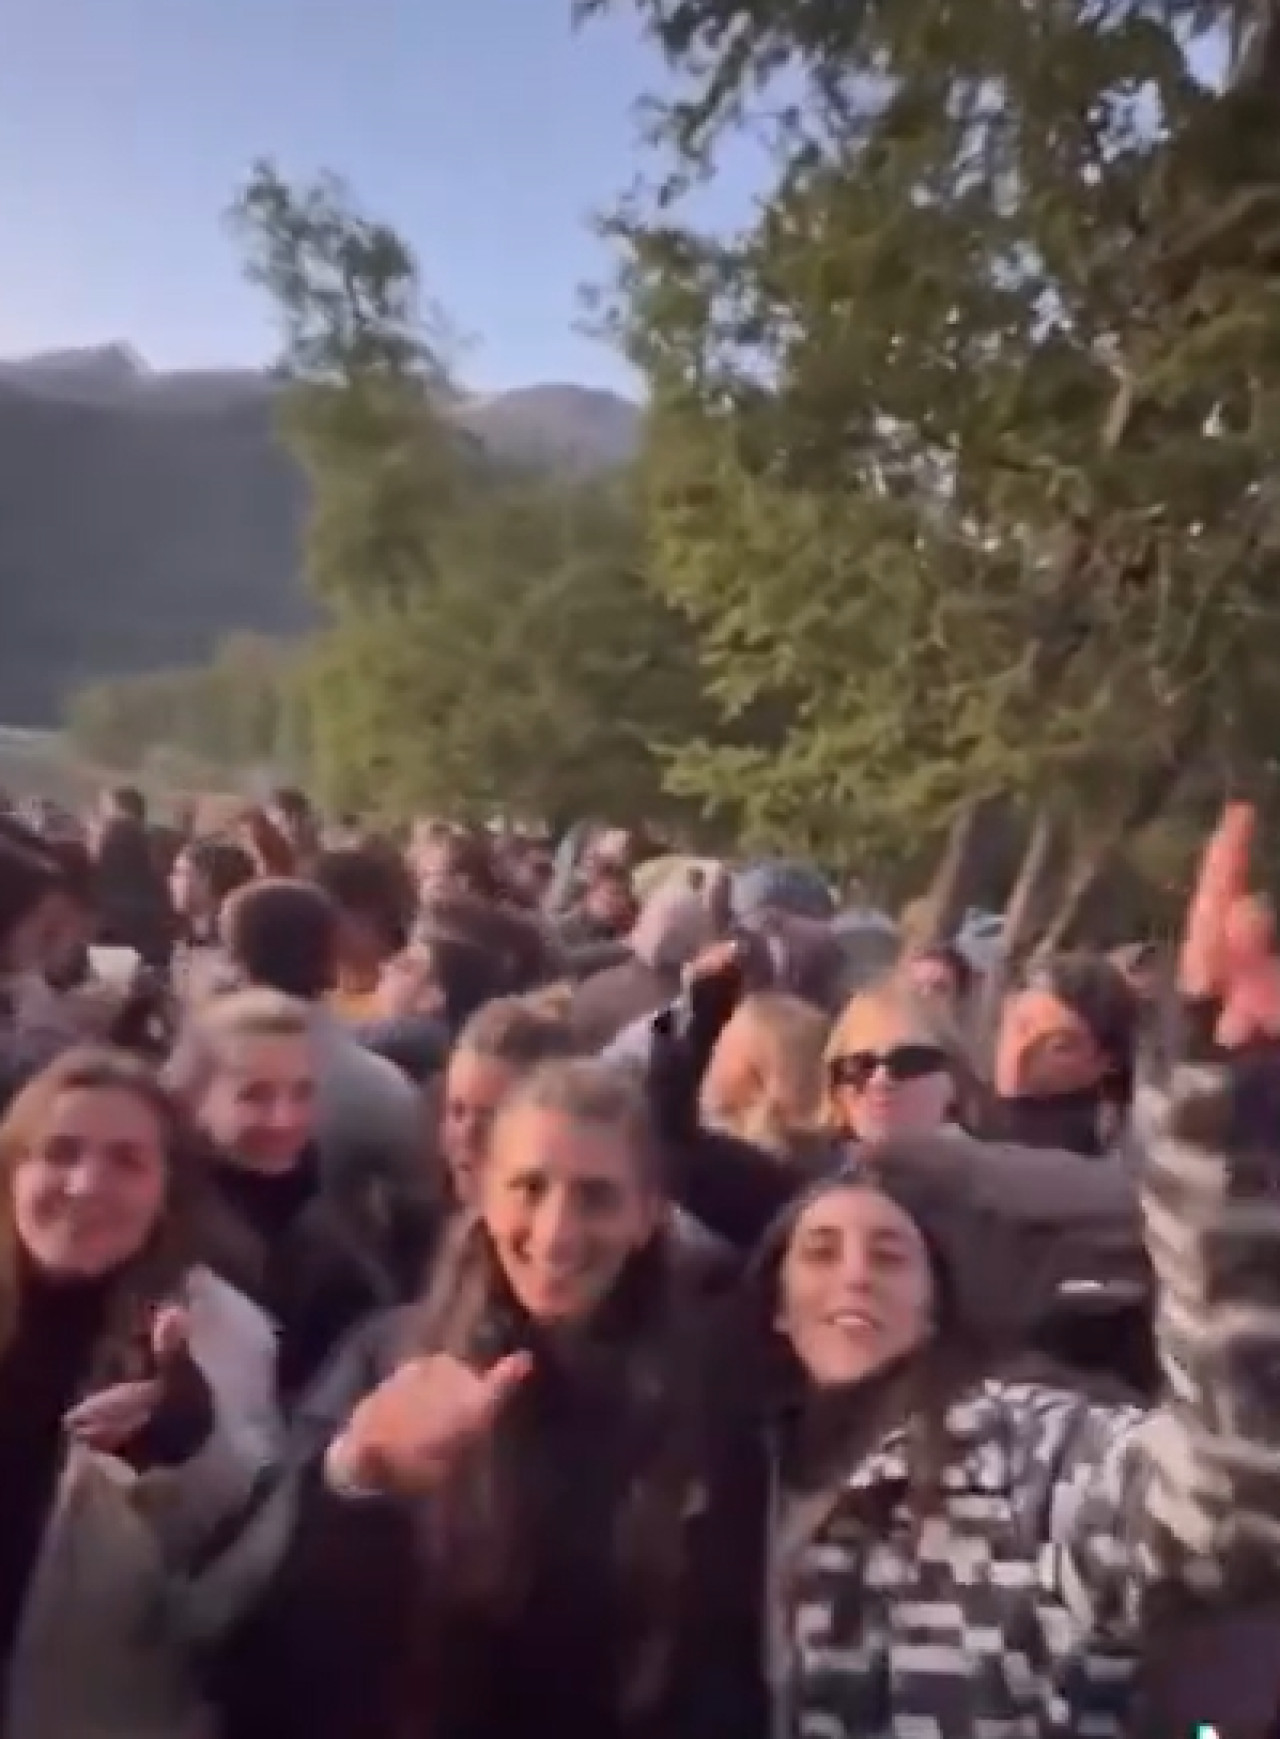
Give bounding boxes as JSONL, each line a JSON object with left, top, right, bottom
{"left": 214, "top": 1293, "right": 767, "bottom": 1739}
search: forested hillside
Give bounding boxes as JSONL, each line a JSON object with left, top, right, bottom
{"left": 0, "top": 346, "right": 639, "bottom": 723}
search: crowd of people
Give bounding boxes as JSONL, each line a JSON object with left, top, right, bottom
{"left": 0, "top": 781, "right": 1278, "bottom": 1737}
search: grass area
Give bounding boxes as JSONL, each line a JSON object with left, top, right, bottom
{"left": 0, "top": 729, "right": 239, "bottom": 821}
{"left": 0, "top": 729, "right": 103, "bottom": 808}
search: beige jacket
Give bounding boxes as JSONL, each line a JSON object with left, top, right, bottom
{"left": 5, "top": 1268, "right": 282, "bottom": 1739}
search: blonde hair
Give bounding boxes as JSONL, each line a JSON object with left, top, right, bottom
{"left": 822, "top": 979, "right": 982, "bottom": 1130}
{"left": 165, "top": 987, "right": 312, "bottom": 1104}
{"left": 701, "top": 993, "right": 829, "bottom": 1161}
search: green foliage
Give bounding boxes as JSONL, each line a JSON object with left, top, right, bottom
{"left": 67, "top": 634, "right": 306, "bottom": 779}
{"left": 583, "top": 0, "right": 1280, "bottom": 879}
{"left": 231, "top": 164, "right": 715, "bottom": 826}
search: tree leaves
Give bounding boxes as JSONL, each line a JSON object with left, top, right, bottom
{"left": 587, "top": 0, "right": 1280, "bottom": 892}
{"left": 230, "top": 168, "right": 716, "bottom": 827}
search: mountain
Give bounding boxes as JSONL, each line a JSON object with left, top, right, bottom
{"left": 0, "top": 346, "right": 642, "bottom": 725}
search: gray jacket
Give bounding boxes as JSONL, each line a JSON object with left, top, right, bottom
{"left": 308, "top": 1008, "right": 424, "bottom": 1197}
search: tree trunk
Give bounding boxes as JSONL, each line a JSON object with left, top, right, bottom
{"left": 1000, "top": 808, "right": 1063, "bottom": 964}
{"left": 1038, "top": 717, "right": 1205, "bottom": 952}
{"left": 907, "top": 795, "right": 1002, "bottom": 950}
{"left": 1037, "top": 838, "right": 1121, "bottom": 954}
{"left": 974, "top": 808, "right": 1061, "bottom": 1066}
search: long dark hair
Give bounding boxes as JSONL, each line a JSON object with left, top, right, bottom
{"left": 411, "top": 1061, "right": 706, "bottom": 1715}
{"left": 744, "top": 1162, "right": 1028, "bottom": 1524}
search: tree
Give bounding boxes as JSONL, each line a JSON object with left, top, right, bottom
{"left": 66, "top": 634, "right": 304, "bottom": 777}
{"left": 231, "top": 164, "right": 716, "bottom": 826}
{"left": 581, "top": 0, "right": 1280, "bottom": 933}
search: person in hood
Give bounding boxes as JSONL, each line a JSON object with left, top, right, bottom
{"left": 730, "top": 862, "right": 836, "bottom": 927}
{"left": 991, "top": 953, "right": 1138, "bottom": 1155}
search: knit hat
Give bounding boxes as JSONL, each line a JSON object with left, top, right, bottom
{"left": 732, "top": 860, "right": 837, "bottom": 925}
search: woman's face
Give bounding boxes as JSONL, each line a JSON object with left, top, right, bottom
{"left": 198, "top": 1032, "right": 317, "bottom": 1172}
{"left": 777, "top": 1186, "right": 935, "bottom": 1387}
{"left": 904, "top": 954, "right": 960, "bottom": 1004}
{"left": 829, "top": 1013, "right": 954, "bottom": 1142}
{"left": 481, "top": 1104, "right": 659, "bottom": 1326}
{"left": 169, "top": 851, "right": 207, "bottom": 920}
{"left": 415, "top": 842, "right": 469, "bottom": 902}
{"left": 13, "top": 1086, "right": 169, "bottom": 1277}
{"left": 995, "top": 989, "right": 1105, "bottom": 1099}
{"left": 442, "top": 1049, "right": 518, "bottom": 1203}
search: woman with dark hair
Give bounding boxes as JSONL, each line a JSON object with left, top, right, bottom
{"left": 990, "top": 952, "right": 1139, "bottom": 1155}
{"left": 213, "top": 1059, "right": 764, "bottom": 1739}
{"left": 169, "top": 837, "right": 257, "bottom": 1010}
{"left": 312, "top": 847, "right": 415, "bottom": 1024}
{"left": 171, "top": 838, "right": 256, "bottom": 939}
{"left": 900, "top": 940, "right": 975, "bottom": 1009}
{"left": 729, "top": 1066, "right": 1280, "bottom": 1738}
{"left": 0, "top": 1046, "right": 280, "bottom": 1734}
{"left": 236, "top": 807, "right": 297, "bottom": 880}
{"left": 35, "top": 838, "right": 97, "bottom": 994}
{"left": 419, "top": 889, "right": 559, "bottom": 999}
{"left": 413, "top": 828, "right": 503, "bottom": 906}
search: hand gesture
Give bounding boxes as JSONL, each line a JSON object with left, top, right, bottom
{"left": 64, "top": 1305, "right": 191, "bottom": 1453}
{"left": 1181, "top": 802, "right": 1280, "bottom": 1047}
{"left": 682, "top": 939, "right": 743, "bottom": 993}
{"left": 330, "top": 1351, "right": 532, "bottom": 1498}
{"left": 680, "top": 936, "right": 751, "bottom": 1042}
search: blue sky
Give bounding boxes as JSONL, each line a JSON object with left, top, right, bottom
{"left": 0, "top": 0, "right": 763, "bottom": 392}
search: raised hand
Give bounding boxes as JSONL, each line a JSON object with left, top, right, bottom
{"left": 63, "top": 1305, "right": 192, "bottom": 1453}
{"left": 328, "top": 1351, "right": 532, "bottom": 1498}
{"left": 1181, "top": 802, "right": 1280, "bottom": 1047}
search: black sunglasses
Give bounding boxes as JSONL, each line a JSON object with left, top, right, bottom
{"left": 829, "top": 1044, "right": 950, "bottom": 1091}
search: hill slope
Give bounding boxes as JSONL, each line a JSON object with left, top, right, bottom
{"left": 0, "top": 346, "right": 641, "bottom": 724}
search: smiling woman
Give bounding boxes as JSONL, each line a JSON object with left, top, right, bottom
{"left": 0, "top": 1045, "right": 281, "bottom": 1736}
{"left": 219, "top": 1057, "right": 763, "bottom": 1739}
{"left": 474, "top": 1059, "right": 664, "bottom": 1327}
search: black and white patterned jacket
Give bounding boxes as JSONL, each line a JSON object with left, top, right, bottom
{"left": 783, "top": 1040, "right": 1280, "bottom": 1739}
